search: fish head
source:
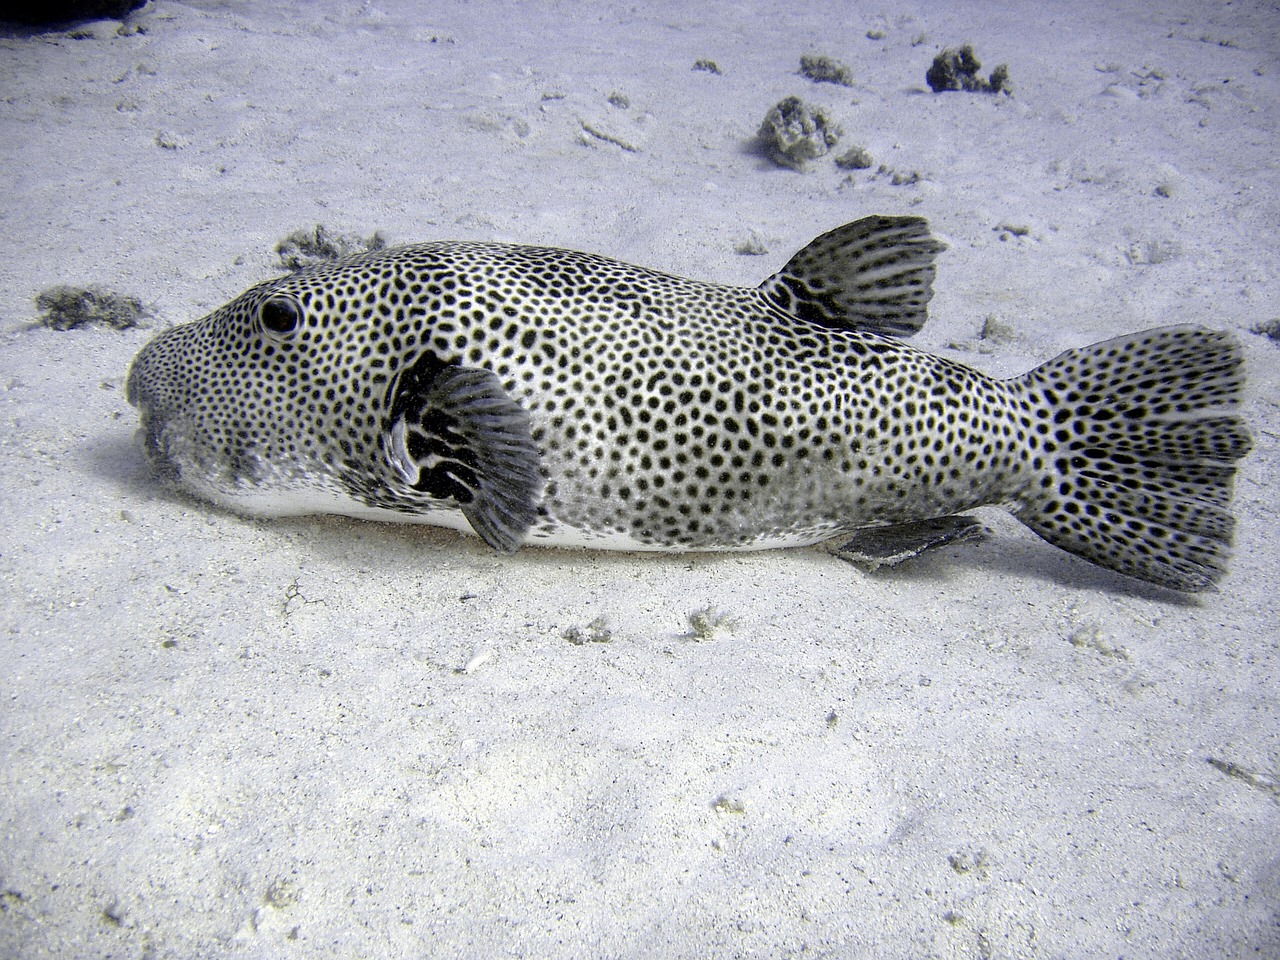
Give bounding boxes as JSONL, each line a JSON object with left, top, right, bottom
{"left": 126, "top": 248, "right": 542, "bottom": 548}
{"left": 125, "top": 263, "right": 395, "bottom": 516}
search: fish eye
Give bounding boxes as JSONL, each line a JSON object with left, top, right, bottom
{"left": 259, "top": 296, "right": 301, "bottom": 336}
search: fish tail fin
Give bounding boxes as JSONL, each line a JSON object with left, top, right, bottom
{"left": 758, "top": 215, "right": 946, "bottom": 337}
{"left": 1012, "top": 325, "right": 1252, "bottom": 591}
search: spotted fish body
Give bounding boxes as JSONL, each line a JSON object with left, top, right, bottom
{"left": 127, "top": 216, "right": 1252, "bottom": 591}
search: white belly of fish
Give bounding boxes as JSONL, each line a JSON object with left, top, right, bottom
{"left": 213, "top": 485, "right": 828, "bottom": 552}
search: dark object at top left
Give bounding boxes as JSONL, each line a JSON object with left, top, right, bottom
{"left": 0, "top": 1, "right": 146, "bottom": 25}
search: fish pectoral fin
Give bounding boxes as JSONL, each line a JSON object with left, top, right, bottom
{"left": 832, "top": 515, "right": 984, "bottom": 570}
{"left": 384, "top": 360, "right": 543, "bottom": 552}
{"left": 758, "top": 215, "right": 946, "bottom": 338}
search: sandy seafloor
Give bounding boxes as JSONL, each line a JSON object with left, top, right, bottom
{"left": 1, "top": 1, "right": 1278, "bottom": 957}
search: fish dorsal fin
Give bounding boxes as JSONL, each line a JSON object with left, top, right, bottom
{"left": 384, "top": 358, "right": 543, "bottom": 552}
{"left": 758, "top": 215, "right": 946, "bottom": 338}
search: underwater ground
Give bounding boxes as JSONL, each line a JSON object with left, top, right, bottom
{"left": 1, "top": 1, "right": 1277, "bottom": 957}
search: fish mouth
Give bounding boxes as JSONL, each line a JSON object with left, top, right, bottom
{"left": 126, "top": 360, "right": 177, "bottom": 481}
{"left": 129, "top": 390, "right": 289, "bottom": 501}
{"left": 130, "top": 409, "right": 270, "bottom": 506}
{"left": 130, "top": 403, "right": 184, "bottom": 485}
{"left": 126, "top": 335, "right": 266, "bottom": 499}
{"left": 126, "top": 345, "right": 207, "bottom": 487}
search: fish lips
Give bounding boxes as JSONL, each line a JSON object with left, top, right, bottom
{"left": 126, "top": 342, "right": 218, "bottom": 488}
{"left": 128, "top": 400, "right": 195, "bottom": 487}
{"left": 126, "top": 355, "right": 180, "bottom": 483}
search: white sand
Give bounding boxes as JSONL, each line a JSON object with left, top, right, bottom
{"left": 1, "top": 1, "right": 1278, "bottom": 957}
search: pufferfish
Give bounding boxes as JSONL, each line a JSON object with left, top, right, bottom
{"left": 125, "top": 216, "right": 1253, "bottom": 591}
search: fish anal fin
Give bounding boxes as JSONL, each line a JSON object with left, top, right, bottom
{"left": 833, "top": 515, "right": 985, "bottom": 569}
{"left": 384, "top": 358, "right": 543, "bottom": 552}
{"left": 759, "top": 215, "right": 946, "bottom": 338}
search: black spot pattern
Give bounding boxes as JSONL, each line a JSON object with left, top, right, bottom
{"left": 126, "top": 239, "right": 1252, "bottom": 590}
